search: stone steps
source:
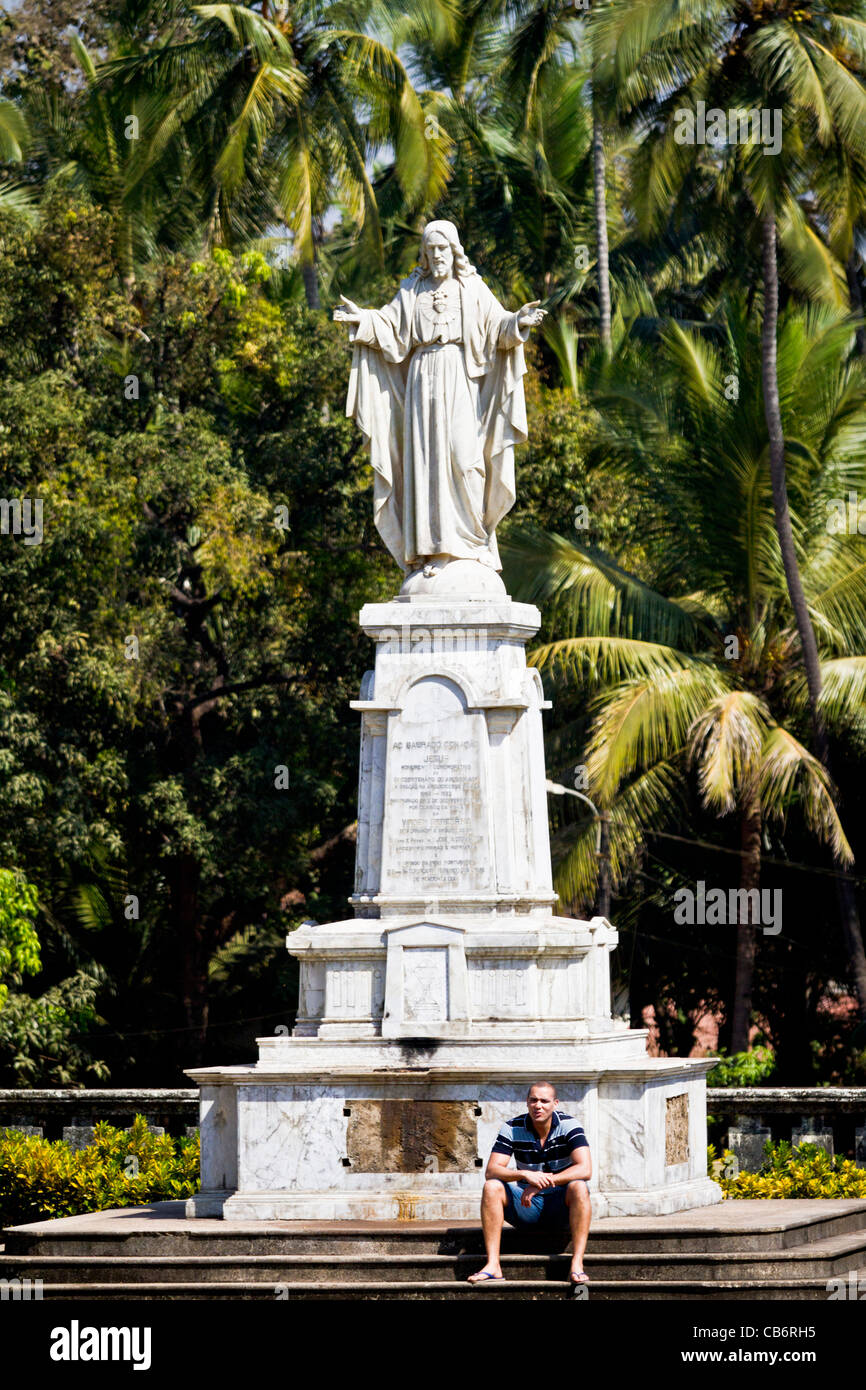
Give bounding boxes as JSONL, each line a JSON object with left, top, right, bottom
{"left": 3, "top": 1199, "right": 865, "bottom": 1300}
{"left": 9, "top": 1200, "right": 866, "bottom": 1254}
{"left": 3, "top": 1227, "right": 866, "bottom": 1284}
{"left": 5, "top": 1275, "right": 862, "bottom": 1301}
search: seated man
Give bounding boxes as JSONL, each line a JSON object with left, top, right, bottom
{"left": 467, "top": 1080, "right": 591, "bottom": 1286}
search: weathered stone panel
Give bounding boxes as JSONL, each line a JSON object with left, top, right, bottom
{"left": 346, "top": 1100, "right": 477, "bottom": 1172}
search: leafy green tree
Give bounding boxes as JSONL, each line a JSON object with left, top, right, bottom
{"left": 0, "top": 868, "right": 40, "bottom": 1012}
{"left": 0, "top": 868, "right": 107, "bottom": 1085}
{"left": 506, "top": 302, "right": 866, "bottom": 1050}
{"left": 87, "top": 0, "right": 449, "bottom": 304}
{"left": 706, "top": 1045, "right": 775, "bottom": 1087}
{"left": 0, "top": 199, "right": 393, "bottom": 1075}
{"left": 594, "top": 0, "right": 866, "bottom": 1008}
{"left": 0, "top": 1, "right": 117, "bottom": 99}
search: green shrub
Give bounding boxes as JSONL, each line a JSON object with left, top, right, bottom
{"left": 708, "top": 1140, "right": 866, "bottom": 1198}
{"left": 0, "top": 1115, "right": 200, "bottom": 1227}
{"left": 705, "top": 1046, "right": 775, "bottom": 1087}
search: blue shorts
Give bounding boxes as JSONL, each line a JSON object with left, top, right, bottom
{"left": 502, "top": 1180, "right": 574, "bottom": 1229}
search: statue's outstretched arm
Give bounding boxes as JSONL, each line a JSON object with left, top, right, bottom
{"left": 479, "top": 280, "right": 547, "bottom": 349}
{"left": 499, "top": 299, "right": 547, "bottom": 348}
{"left": 334, "top": 290, "right": 411, "bottom": 362}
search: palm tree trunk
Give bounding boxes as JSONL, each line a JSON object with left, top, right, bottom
{"left": 301, "top": 260, "right": 320, "bottom": 309}
{"left": 595, "top": 813, "right": 611, "bottom": 917}
{"left": 301, "top": 215, "right": 324, "bottom": 309}
{"left": 202, "top": 191, "right": 220, "bottom": 256}
{"left": 761, "top": 213, "right": 824, "bottom": 733}
{"left": 730, "top": 787, "right": 761, "bottom": 1053}
{"left": 846, "top": 250, "right": 866, "bottom": 356}
{"left": 762, "top": 211, "right": 866, "bottom": 1019}
{"left": 835, "top": 877, "right": 866, "bottom": 1022}
{"left": 119, "top": 215, "right": 135, "bottom": 300}
{"left": 592, "top": 107, "right": 611, "bottom": 356}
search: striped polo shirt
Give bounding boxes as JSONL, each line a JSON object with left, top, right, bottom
{"left": 491, "top": 1111, "right": 589, "bottom": 1175}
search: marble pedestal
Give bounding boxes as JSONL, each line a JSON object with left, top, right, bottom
{"left": 187, "top": 578, "right": 721, "bottom": 1219}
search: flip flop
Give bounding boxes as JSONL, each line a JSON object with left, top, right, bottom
{"left": 570, "top": 1270, "right": 590, "bottom": 1284}
{"left": 467, "top": 1271, "right": 506, "bottom": 1285}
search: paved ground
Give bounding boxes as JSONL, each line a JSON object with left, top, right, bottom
{"left": 8, "top": 1196, "right": 866, "bottom": 1238}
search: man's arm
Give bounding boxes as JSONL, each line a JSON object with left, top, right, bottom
{"left": 487, "top": 1154, "right": 557, "bottom": 1193}
{"left": 485, "top": 1121, "right": 519, "bottom": 1184}
{"left": 485, "top": 1153, "right": 517, "bottom": 1183}
{"left": 551, "top": 1145, "right": 592, "bottom": 1186}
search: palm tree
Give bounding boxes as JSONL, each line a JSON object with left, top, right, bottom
{"left": 0, "top": 95, "right": 36, "bottom": 219}
{"left": 382, "top": 0, "right": 591, "bottom": 298}
{"left": 590, "top": 104, "right": 612, "bottom": 354}
{"left": 24, "top": 34, "right": 172, "bottom": 295}
{"left": 92, "top": 1, "right": 449, "bottom": 304}
{"left": 495, "top": 1, "right": 618, "bottom": 349}
{"left": 593, "top": 0, "right": 866, "bottom": 1012}
{"left": 505, "top": 301, "right": 866, "bottom": 1048}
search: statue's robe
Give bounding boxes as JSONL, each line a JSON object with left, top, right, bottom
{"left": 345, "top": 271, "right": 530, "bottom": 572}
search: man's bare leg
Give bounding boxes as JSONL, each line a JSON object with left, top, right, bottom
{"left": 566, "top": 1180, "right": 591, "bottom": 1282}
{"left": 467, "top": 1179, "right": 508, "bottom": 1282}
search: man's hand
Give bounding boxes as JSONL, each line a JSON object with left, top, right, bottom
{"left": 519, "top": 1170, "right": 555, "bottom": 1205}
{"left": 517, "top": 299, "right": 547, "bottom": 330}
{"left": 333, "top": 294, "right": 363, "bottom": 324}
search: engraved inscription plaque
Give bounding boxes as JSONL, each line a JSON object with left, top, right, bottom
{"left": 470, "top": 957, "right": 528, "bottom": 1017}
{"left": 665, "top": 1093, "right": 690, "bottom": 1165}
{"left": 403, "top": 947, "right": 448, "bottom": 1022}
{"left": 346, "top": 1100, "right": 477, "bottom": 1173}
{"left": 380, "top": 676, "right": 491, "bottom": 894}
{"left": 326, "top": 963, "right": 373, "bottom": 1018}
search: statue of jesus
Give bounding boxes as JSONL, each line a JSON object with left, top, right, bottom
{"left": 334, "top": 220, "right": 546, "bottom": 583}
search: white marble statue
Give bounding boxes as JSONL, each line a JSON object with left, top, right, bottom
{"left": 334, "top": 220, "right": 546, "bottom": 577}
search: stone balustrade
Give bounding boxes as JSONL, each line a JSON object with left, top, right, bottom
{"left": 0, "top": 1089, "right": 198, "bottom": 1146}
{"left": 1, "top": 1087, "right": 865, "bottom": 1171}
{"left": 706, "top": 1088, "right": 866, "bottom": 1167}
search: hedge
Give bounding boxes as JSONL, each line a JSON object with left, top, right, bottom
{"left": 708, "top": 1140, "right": 866, "bottom": 1198}
{"left": 0, "top": 1115, "right": 199, "bottom": 1227}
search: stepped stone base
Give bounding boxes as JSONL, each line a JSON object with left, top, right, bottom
{"left": 186, "top": 592, "right": 724, "bottom": 1225}
{"left": 186, "top": 1047, "right": 721, "bottom": 1221}
{"left": 4, "top": 1199, "right": 866, "bottom": 1301}
{"left": 207, "top": 1177, "right": 721, "bottom": 1223}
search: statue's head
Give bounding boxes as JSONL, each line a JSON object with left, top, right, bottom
{"left": 417, "top": 220, "right": 476, "bottom": 281}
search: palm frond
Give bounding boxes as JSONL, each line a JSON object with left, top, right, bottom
{"left": 816, "top": 655, "right": 866, "bottom": 730}
{"left": 687, "top": 690, "right": 772, "bottom": 814}
{"left": 777, "top": 196, "right": 848, "bottom": 307}
{"left": 215, "top": 63, "right": 307, "bottom": 195}
{"left": 530, "top": 635, "right": 702, "bottom": 685}
{"left": 0, "top": 181, "right": 38, "bottom": 221}
{"left": 193, "top": 3, "right": 295, "bottom": 63}
{"left": 586, "top": 662, "right": 727, "bottom": 804}
{"left": 759, "top": 726, "right": 853, "bottom": 863}
{"left": 504, "top": 525, "right": 711, "bottom": 648}
{"left": 541, "top": 311, "right": 580, "bottom": 394}
{"left": 0, "top": 98, "right": 28, "bottom": 162}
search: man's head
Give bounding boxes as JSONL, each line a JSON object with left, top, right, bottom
{"left": 526, "top": 1081, "right": 558, "bottom": 1127}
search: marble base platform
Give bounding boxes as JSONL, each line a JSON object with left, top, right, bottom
{"left": 197, "top": 1178, "right": 721, "bottom": 1223}
{"left": 185, "top": 1047, "right": 723, "bottom": 1221}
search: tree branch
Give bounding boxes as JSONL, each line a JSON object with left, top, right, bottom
{"left": 185, "top": 671, "right": 295, "bottom": 711}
